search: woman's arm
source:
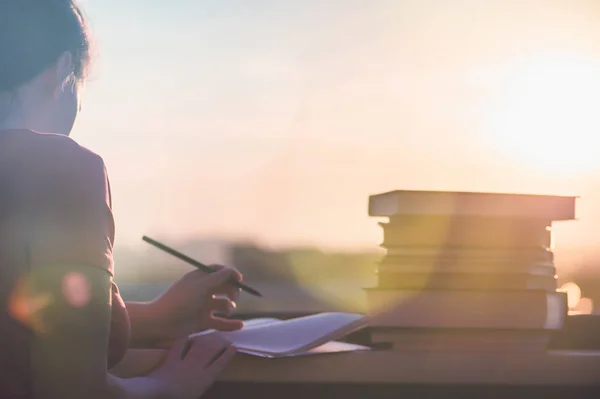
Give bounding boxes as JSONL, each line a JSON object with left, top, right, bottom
{"left": 125, "top": 302, "right": 168, "bottom": 349}
{"left": 124, "top": 265, "right": 244, "bottom": 351}
{"left": 27, "top": 263, "right": 171, "bottom": 399}
{"left": 20, "top": 143, "right": 235, "bottom": 398}
{"left": 110, "top": 349, "right": 167, "bottom": 378}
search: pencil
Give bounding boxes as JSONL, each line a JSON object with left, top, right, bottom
{"left": 142, "top": 235, "right": 263, "bottom": 297}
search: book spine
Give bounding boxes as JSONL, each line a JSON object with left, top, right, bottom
{"left": 380, "top": 247, "right": 554, "bottom": 262}
{"left": 368, "top": 191, "right": 576, "bottom": 220}
{"left": 380, "top": 223, "right": 552, "bottom": 249}
{"left": 376, "top": 262, "right": 556, "bottom": 276}
{"left": 365, "top": 290, "right": 568, "bottom": 330}
{"left": 376, "top": 272, "right": 557, "bottom": 291}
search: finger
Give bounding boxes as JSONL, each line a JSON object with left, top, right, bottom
{"left": 204, "top": 345, "right": 238, "bottom": 376}
{"left": 205, "top": 316, "right": 244, "bottom": 332}
{"left": 165, "top": 336, "right": 194, "bottom": 363}
{"left": 203, "top": 267, "right": 242, "bottom": 290}
{"left": 207, "top": 264, "right": 242, "bottom": 280}
{"left": 208, "top": 264, "right": 242, "bottom": 282}
{"left": 207, "top": 264, "right": 226, "bottom": 272}
{"left": 206, "top": 265, "right": 242, "bottom": 300}
{"left": 211, "top": 284, "right": 241, "bottom": 301}
{"left": 210, "top": 296, "right": 236, "bottom": 315}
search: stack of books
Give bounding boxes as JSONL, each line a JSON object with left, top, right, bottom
{"left": 365, "top": 190, "right": 577, "bottom": 351}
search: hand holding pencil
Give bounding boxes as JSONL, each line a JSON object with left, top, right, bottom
{"left": 142, "top": 235, "right": 262, "bottom": 297}
{"left": 140, "top": 235, "right": 260, "bottom": 345}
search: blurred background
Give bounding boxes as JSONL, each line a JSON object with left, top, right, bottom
{"left": 75, "top": 0, "right": 600, "bottom": 314}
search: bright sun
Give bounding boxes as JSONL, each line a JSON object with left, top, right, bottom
{"left": 483, "top": 53, "right": 600, "bottom": 176}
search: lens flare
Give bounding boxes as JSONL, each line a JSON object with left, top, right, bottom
{"left": 8, "top": 275, "right": 53, "bottom": 334}
{"left": 61, "top": 272, "right": 92, "bottom": 308}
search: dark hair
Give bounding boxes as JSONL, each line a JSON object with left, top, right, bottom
{"left": 0, "top": 0, "right": 92, "bottom": 92}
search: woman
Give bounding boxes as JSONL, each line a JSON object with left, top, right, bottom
{"left": 0, "top": 1, "right": 243, "bottom": 398}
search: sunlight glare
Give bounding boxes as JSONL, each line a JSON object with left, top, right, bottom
{"left": 483, "top": 54, "right": 600, "bottom": 176}
{"left": 560, "top": 281, "right": 582, "bottom": 309}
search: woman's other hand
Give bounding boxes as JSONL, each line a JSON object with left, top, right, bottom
{"left": 148, "top": 333, "right": 237, "bottom": 399}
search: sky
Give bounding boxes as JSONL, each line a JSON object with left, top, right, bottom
{"left": 72, "top": 0, "right": 600, "bottom": 254}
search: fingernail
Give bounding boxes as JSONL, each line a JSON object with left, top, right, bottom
{"left": 229, "top": 301, "right": 237, "bottom": 312}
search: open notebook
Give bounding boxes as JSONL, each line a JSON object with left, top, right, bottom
{"left": 189, "top": 312, "right": 370, "bottom": 358}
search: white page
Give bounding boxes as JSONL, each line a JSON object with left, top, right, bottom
{"left": 214, "top": 312, "right": 365, "bottom": 356}
{"left": 242, "top": 318, "right": 280, "bottom": 328}
{"left": 239, "top": 341, "right": 370, "bottom": 358}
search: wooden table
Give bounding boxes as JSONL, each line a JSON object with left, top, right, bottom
{"left": 218, "top": 349, "right": 600, "bottom": 384}
{"left": 111, "top": 313, "right": 600, "bottom": 398}
{"left": 115, "top": 348, "right": 600, "bottom": 398}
